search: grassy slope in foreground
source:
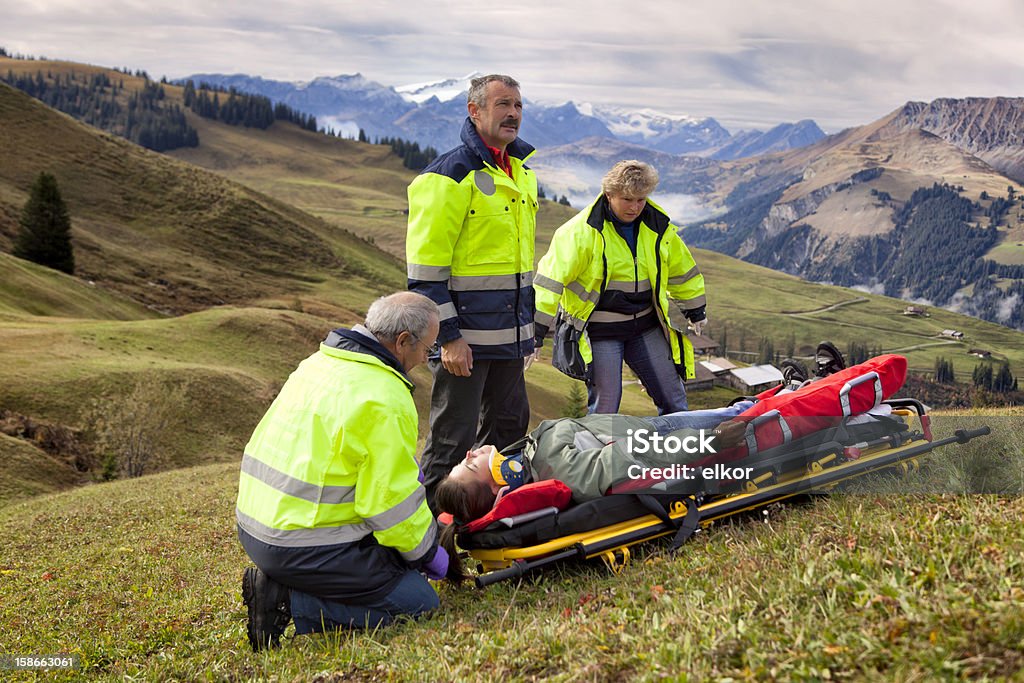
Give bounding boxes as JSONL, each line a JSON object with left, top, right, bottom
{"left": 0, "top": 409, "right": 1021, "bottom": 681}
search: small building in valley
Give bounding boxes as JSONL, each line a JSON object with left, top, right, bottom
{"left": 726, "top": 365, "right": 785, "bottom": 394}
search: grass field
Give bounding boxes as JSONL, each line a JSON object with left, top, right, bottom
{"left": 0, "top": 409, "right": 1020, "bottom": 681}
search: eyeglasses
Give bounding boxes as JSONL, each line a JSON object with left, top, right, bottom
{"left": 411, "top": 334, "right": 440, "bottom": 355}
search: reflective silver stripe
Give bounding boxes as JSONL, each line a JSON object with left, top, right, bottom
{"left": 364, "top": 487, "right": 428, "bottom": 532}
{"left": 667, "top": 303, "right": 690, "bottom": 330}
{"left": 589, "top": 306, "right": 654, "bottom": 323}
{"left": 839, "top": 372, "right": 883, "bottom": 417}
{"left": 606, "top": 279, "right": 652, "bottom": 292}
{"left": 535, "top": 309, "right": 555, "bottom": 328}
{"left": 449, "top": 272, "right": 533, "bottom": 291}
{"left": 241, "top": 454, "right": 355, "bottom": 505}
{"left": 675, "top": 294, "right": 707, "bottom": 309}
{"left": 461, "top": 323, "right": 535, "bottom": 346}
{"left": 534, "top": 273, "right": 564, "bottom": 295}
{"left": 401, "top": 520, "right": 438, "bottom": 563}
{"left": 744, "top": 410, "right": 792, "bottom": 457}
{"left": 566, "top": 280, "right": 601, "bottom": 305}
{"left": 236, "top": 509, "right": 372, "bottom": 548}
{"left": 437, "top": 301, "right": 457, "bottom": 322}
{"left": 668, "top": 266, "right": 701, "bottom": 285}
{"left": 408, "top": 263, "right": 451, "bottom": 281}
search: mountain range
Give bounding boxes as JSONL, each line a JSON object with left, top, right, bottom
{"left": 181, "top": 72, "right": 825, "bottom": 159}
{"left": 678, "top": 98, "right": 1024, "bottom": 330}
{"left": 6, "top": 54, "right": 1024, "bottom": 336}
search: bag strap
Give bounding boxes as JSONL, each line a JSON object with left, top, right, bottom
{"left": 635, "top": 494, "right": 701, "bottom": 553}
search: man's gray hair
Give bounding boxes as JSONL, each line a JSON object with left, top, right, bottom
{"left": 365, "top": 291, "right": 438, "bottom": 342}
{"left": 602, "top": 160, "right": 659, "bottom": 198}
{"left": 467, "top": 74, "right": 520, "bottom": 108}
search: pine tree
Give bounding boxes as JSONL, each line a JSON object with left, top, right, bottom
{"left": 562, "top": 382, "right": 588, "bottom": 418}
{"left": 13, "top": 172, "right": 74, "bottom": 274}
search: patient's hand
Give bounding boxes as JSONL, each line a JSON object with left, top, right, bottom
{"left": 713, "top": 420, "right": 746, "bottom": 450}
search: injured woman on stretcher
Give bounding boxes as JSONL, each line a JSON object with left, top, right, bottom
{"left": 437, "top": 402, "right": 754, "bottom": 525}
{"left": 435, "top": 352, "right": 911, "bottom": 582}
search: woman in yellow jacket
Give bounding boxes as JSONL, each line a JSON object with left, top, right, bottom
{"left": 534, "top": 160, "right": 707, "bottom": 414}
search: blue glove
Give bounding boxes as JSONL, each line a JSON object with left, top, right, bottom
{"left": 422, "top": 546, "right": 449, "bottom": 581}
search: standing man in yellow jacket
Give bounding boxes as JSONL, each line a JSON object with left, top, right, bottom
{"left": 237, "top": 292, "right": 446, "bottom": 650}
{"left": 406, "top": 74, "right": 539, "bottom": 511}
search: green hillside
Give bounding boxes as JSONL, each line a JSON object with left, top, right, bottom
{"left": 0, "top": 415, "right": 1020, "bottom": 680}
{"left": 0, "top": 81, "right": 403, "bottom": 315}
{"left": 0, "top": 251, "right": 156, "bottom": 320}
{"left": 2, "top": 58, "right": 1024, "bottom": 513}
{"left": 697, "top": 248, "right": 1024, "bottom": 381}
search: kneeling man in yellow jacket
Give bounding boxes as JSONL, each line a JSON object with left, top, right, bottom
{"left": 236, "top": 292, "right": 446, "bottom": 650}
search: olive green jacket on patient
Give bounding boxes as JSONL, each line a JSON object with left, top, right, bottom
{"left": 522, "top": 414, "right": 710, "bottom": 502}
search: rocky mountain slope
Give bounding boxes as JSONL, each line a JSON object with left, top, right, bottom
{"left": 681, "top": 98, "right": 1024, "bottom": 330}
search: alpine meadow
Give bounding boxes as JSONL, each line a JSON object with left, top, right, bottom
{"left": 0, "top": 53, "right": 1022, "bottom": 682}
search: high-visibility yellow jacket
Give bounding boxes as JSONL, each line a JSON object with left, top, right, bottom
{"left": 534, "top": 196, "right": 706, "bottom": 377}
{"left": 236, "top": 328, "right": 436, "bottom": 595}
{"left": 406, "top": 118, "right": 538, "bottom": 359}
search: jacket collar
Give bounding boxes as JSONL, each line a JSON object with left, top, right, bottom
{"left": 459, "top": 117, "right": 535, "bottom": 164}
{"left": 586, "top": 195, "right": 671, "bottom": 234}
{"left": 322, "top": 327, "right": 414, "bottom": 392}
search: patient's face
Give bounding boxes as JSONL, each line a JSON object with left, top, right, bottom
{"left": 447, "top": 445, "right": 497, "bottom": 489}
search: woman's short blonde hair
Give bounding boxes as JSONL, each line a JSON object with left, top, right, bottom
{"left": 601, "top": 160, "right": 659, "bottom": 198}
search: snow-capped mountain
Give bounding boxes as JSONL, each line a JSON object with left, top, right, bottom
{"left": 395, "top": 72, "right": 479, "bottom": 104}
{"left": 180, "top": 72, "right": 823, "bottom": 158}
{"left": 584, "top": 105, "right": 732, "bottom": 154}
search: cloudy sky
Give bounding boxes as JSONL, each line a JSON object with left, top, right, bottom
{"left": 5, "top": 0, "right": 1024, "bottom": 132}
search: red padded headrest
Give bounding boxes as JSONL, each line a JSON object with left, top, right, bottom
{"left": 438, "top": 479, "right": 572, "bottom": 532}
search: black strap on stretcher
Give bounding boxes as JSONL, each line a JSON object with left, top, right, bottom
{"left": 635, "top": 494, "right": 701, "bottom": 552}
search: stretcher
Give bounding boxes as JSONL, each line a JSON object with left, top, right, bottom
{"left": 456, "top": 397, "right": 991, "bottom": 588}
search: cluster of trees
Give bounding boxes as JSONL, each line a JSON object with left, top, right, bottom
{"left": 929, "top": 355, "right": 1017, "bottom": 396}
{"left": 972, "top": 362, "right": 1017, "bottom": 393}
{"left": 536, "top": 186, "right": 572, "bottom": 205}
{"left": 1, "top": 69, "right": 198, "bottom": 152}
{"left": 857, "top": 184, "right": 1000, "bottom": 305}
{"left": 934, "top": 356, "right": 956, "bottom": 383}
{"left": 371, "top": 134, "right": 438, "bottom": 171}
{"left": 182, "top": 81, "right": 317, "bottom": 131}
{"left": 845, "top": 340, "right": 883, "bottom": 366}
{"left": 985, "top": 195, "right": 1013, "bottom": 224}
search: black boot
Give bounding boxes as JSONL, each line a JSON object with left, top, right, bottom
{"left": 780, "top": 358, "right": 808, "bottom": 385}
{"left": 814, "top": 341, "right": 846, "bottom": 378}
{"left": 242, "top": 566, "right": 292, "bottom": 652}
